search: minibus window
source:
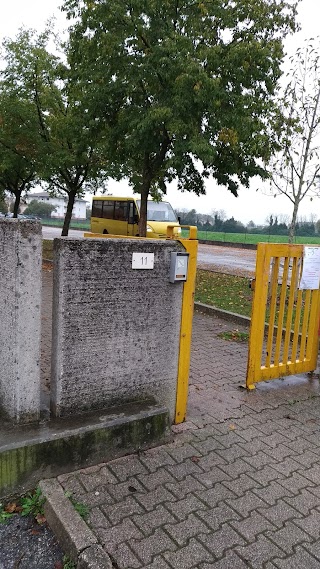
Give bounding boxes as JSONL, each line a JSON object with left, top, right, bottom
{"left": 102, "top": 200, "right": 114, "bottom": 219}
{"left": 92, "top": 200, "right": 103, "bottom": 218}
{"left": 136, "top": 200, "right": 177, "bottom": 222}
{"left": 114, "top": 201, "right": 128, "bottom": 221}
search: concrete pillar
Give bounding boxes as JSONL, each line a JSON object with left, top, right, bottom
{"left": 0, "top": 219, "right": 42, "bottom": 423}
{"left": 51, "top": 238, "right": 184, "bottom": 420}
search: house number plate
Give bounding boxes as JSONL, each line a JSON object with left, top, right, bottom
{"left": 132, "top": 253, "right": 155, "bottom": 269}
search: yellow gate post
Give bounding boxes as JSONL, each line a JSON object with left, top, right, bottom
{"left": 167, "top": 226, "right": 198, "bottom": 424}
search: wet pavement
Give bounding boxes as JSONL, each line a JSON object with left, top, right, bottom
{"left": 4, "top": 264, "right": 320, "bottom": 568}
{"left": 0, "top": 515, "right": 63, "bottom": 569}
{"left": 53, "top": 311, "right": 320, "bottom": 569}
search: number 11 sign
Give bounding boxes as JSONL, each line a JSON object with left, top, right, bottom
{"left": 132, "top": 253, "right": 155, "bottom": 269}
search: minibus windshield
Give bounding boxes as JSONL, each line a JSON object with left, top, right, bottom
{"left": 136, "top": 201, "right": 178, "bottom": 222}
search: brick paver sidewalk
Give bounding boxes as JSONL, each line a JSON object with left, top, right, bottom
{"left": 53, "top": 312, "right": 320, "bottom": 568}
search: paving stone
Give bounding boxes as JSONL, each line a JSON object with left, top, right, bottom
{"left": 237, "top": 426, "right": 265, "bottom": 442}
{"left": 265, "top": 521, "right": 312, "bottom": 553}
{"left": 139, "top": 448, "right": 176, "bottom": 472}
{"left": 226, "top": 491, "right": 268, "bottom": 517}
{"left": 57, "top": 474, "right": 87, "bottom": 497}
{"left": 304, "top": 540, "right": 320, "bottom": 560}
{"left": 218, "top": 458, "right": 253, "bottom": 478}
{"left": 300, "top": 463, "right": 320, "bottom": 484}
{"left": 101, "top": 495, "right": 144, "bottom": 525}
{"left": 106, "top": 478, "right": 146, "bottom": 501}
{"left": 263, "top": 443, "right": 295, "bottom": 462}
{"left": 78, "top": 466, "right": 118, "bottom": 491}
{"left": 191, "top": 437, "right": 226, "bottom": 454}
{"left": 199, "top": 523, "right": 246, "bottom": 558}
{"left": 235, "top": 535, "right": 285, "bottom": 568}
{"left": 272, "top": 457, "right": 303, "bottom": 476}
{"left": 196, "top": 452, "right": 228, "bottom": 472}
{"left": 165, "top": 474, "right": 207, "bottom": 499}
{"left": 130, "top": 527, "right": 177, "bottom": 565}
{"left": 248, "top": 465, "right": 284, "bottom": 486}
{"left": 95, "top": 518, "right": 143, "bottom": 555}
{"left": 135, "top": 486, "right": 177, "bottom": 512}
{"left": 258, "top": 499, "right": 303, "bottom": 528}
{"left": 143, "top": 556, "right": 172, "bottom": 569}
{"left": 196, "top": 483, "right": 237, "bottom": 509}
{"left": 164, "top": 537, "right": 212, "bottom": 569}
{"left": 230, "top": 511, "right": 274, "bottom": 542}
{"left": 194, "top": 468, "right": 231, "bottom": 489}
{"left": 137, "top": 468, "right": 176, "bottom": 491}
{"left": 242, "top": 451, "right": 276, "bottom": 469}
{"left": 262, "top": 432, "right": 293, "bottom": 448}
{"left": 200, "top": 551, "right": 256, "bottom": 568}
{"left": 165, "top": 513, "right": 210, "bottom": 546}
{"left": 133, "top": 505, "right": 176, "bottom": 536}
{"left": 294, "top": 509, "right": 320, "bottom": 539}
{"left": 109, "top": 542, "right": 142, "bottom": 569}
{"left": 166, "top": 493, "right": 208, "bottom": 520}
{"left": 108, "top": 455, "right": 148, "bottom": 481}
{"left": 277, "top": 471, "right": 314, "bottom": 494}
{"left": 198, "top": 503, "right": 241, "bottom": 531}
{"left": 284, "top": 488, "right": 320, "bottom": 515}
{"left": 294, "top": 450, "right": 320, "bottom": 468}
{"left": 222, "top": 473, "right": 261, "bottom": 497}
{"left": 252, "top": 481, "right": 293, "bottom": 506}
{"left": 166, "top": 442, "right": 202, "bottom": 463}
{"left": 167, "top": 458, "right": 205, "bottom": 480}
{"left": 273, "top": 545, "right": 320, "bottom": 568}
{"left": 88, "top": 507, "right": 111, "bottom": 530}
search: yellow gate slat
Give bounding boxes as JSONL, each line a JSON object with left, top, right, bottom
{"left": 246, "top": 243, "right": 320, "bottom": 389}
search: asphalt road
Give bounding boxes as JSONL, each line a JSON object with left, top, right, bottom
{"left": 42, "top": 226, "right": 257, "bottom": 276}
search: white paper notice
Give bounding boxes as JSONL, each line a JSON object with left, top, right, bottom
{"left": 299, "top": 247, "right": 320, "bottom": 290}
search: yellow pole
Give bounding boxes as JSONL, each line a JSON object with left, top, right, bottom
{"left": 174, "top": 233, "right": 198, "bottom": 424}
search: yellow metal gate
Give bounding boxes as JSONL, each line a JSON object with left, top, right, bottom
{"left": 246, "top": 243, "right": 320, "bottom": 389}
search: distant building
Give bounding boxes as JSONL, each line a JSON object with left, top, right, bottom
{"left": 24, "top": 192, "right": 87, "bottom": 219}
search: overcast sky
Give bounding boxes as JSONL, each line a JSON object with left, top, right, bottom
{"left": 1, "top": 0, "right": 319, "bottom": 224}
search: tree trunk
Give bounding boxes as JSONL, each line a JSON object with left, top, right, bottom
{"left": 62, "top": 191, "right": 76, "bottom": 236}
{"left": 288, "top": 200, "right": 299, "bottom": 244}
{"left": 13, "top": 191, "right": 21, "bottom": 218}
{"left": 138, "top": 182, "right": 151, "bottom": 237}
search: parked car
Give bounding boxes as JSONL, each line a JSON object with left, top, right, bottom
{"left": 23, "top": 214, "right": 41, "bottom": 220}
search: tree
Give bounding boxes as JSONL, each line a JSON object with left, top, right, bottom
{"left": 64, "top": 0, "right": 297, "bottom": 236}
{"left": 268, "top": 39, "right": 320, "bottom": 243}
{"left": 0, "top": 91, "right": 40, "bottom": 216}
{"left": 1, "top": 29, "right": 110, "bottom": 235}
{"left": 24, "top": 199, "right": 57, "bottom": 218}
{"left": 0, "top": 189, "right": 7, "bottom": 213}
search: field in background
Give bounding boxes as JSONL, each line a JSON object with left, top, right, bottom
{"left": 41, "top": 221, "right": 320, "bottom": 245}
{"left": 41, "top": 219, "right": 90, "bottom": 231}
{"left": 194, "top": 231, "right": 320, "bottom": 245}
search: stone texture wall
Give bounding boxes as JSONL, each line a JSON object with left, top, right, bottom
{"left": 51, "top": 238, "right": 184, "bottom": 420}
{"left": 0, "top": 220, "right": 42, "bottom": 423}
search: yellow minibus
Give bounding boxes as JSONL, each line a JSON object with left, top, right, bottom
{"left": 90, "top": 196, "right": 181, "bottom": 238}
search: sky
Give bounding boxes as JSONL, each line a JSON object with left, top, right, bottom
{"left": 0, "top": 0, "right": 319, "bottom": 225}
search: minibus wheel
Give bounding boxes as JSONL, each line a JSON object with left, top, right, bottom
{"left": 103, "top": 229, "right": 109, "bottom": 234}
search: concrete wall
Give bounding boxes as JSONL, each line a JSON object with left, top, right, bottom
{"left": 51, "top": 238, "right": 184, "bottom": 420}
{"left": 0, "top": 220, "right": 42, "bottom": 423}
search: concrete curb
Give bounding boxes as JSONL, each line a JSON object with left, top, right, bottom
{"left": 194, "top": 301, "right": 251, "bottom": 328}
{"left": 39, "top": 479, "right": 112, "bottom": 569}
{"left": 198, "top": 239, "right": 257, "bottom": 250}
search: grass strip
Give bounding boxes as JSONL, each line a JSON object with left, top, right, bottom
{"left": 195, "top": 270, "right": 253, "bottom": 317}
